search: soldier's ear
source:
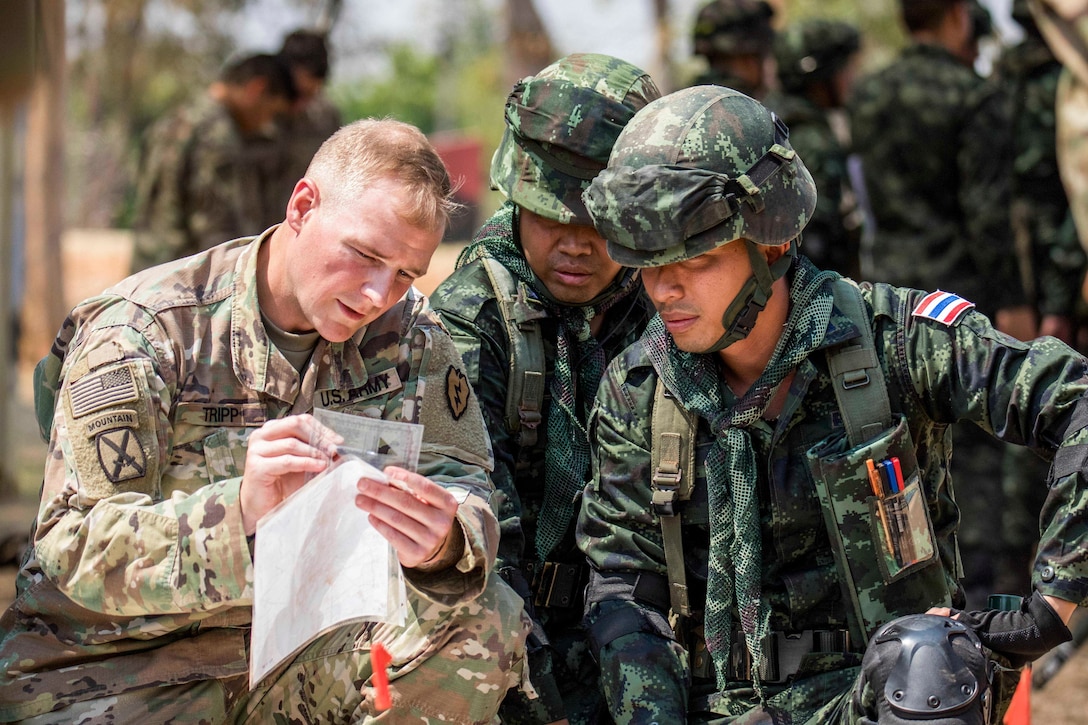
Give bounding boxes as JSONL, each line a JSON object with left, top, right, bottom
{"left": 285, "top": 178, "right": 319, "bottom": 231}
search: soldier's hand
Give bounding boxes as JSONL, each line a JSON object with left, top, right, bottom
{"left": 240, "top": 414, "right": 342, "bottom": 535}
{"left": 949, "top": 592, "right": 1073, "bottom": 668}
{"left": 354, "top": 466, "right": 460, "bottom": 569}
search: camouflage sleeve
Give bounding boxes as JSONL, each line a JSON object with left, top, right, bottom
{"left": 894, "top": 289, "right": 1088, "bottom": 605}
{"left": 432, "top": 290, "right": 526, "bottom": 577}
{"left": 33, "top": 314, "right": 252, "bottom": 616}
{"left": 409, "top": 317, "right": 499, "bottom": 606}
{"left": 958, "top": 82, "right": 1027, "bottom": 310}
{"left": 578, "top": 353, "right": 689, "bottom": 721}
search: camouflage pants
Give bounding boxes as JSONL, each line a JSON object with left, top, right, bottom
{"left": 21, "top": 574, "right": 530, "bottom": 725}
{"left": 240, "top": 572, "right": 531, "bottom": 723}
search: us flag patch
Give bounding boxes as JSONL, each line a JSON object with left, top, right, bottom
{"left": 911, "top": 290, "right": 975, "bottom": 326}
{"left": 69, "top": 364, "right": 139, "bottom": 418}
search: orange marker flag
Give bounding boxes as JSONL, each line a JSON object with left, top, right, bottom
{"left": 1003, "top": 666, "right": 1031, "bottom": 725}
{"left": 371, "top": 642, "right": 393, "bottom": 711}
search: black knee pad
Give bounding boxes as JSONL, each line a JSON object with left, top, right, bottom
{"left": 856, "top": 614, "right": 993, "bottom": 724}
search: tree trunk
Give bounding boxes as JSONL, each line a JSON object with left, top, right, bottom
{"left": 651, "top": 0, "right": 678, "bottom": 93}
{"left": 502, "top": 0, "right": 555, "bottom": 87}
{"left": 21, "top": 0, "right": 66, "bottom": 370}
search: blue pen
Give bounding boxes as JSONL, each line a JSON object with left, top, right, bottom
{"left": 881, "top": 459, "right": 899, "bottom": 493}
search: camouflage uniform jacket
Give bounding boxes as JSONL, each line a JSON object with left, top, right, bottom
{"left": 0, "top": 232, "right": 498, "bottom": 721}
{"left": 848, "top": 43, "right": 1024, "bottom": 316}
{"left": 430, "top": 203, "right": 654, "bottom": 717}
{"left": 996, "top": 34, "right": 1085, "bottom": 318}
{"left": 131, "top": 97, "right": 282, "bottom": 272}
{"left": 765, "top": 91, "right": 857, "bottom": 277}
{"left": 578, "top": 281, "right": 1088, "bottom": 722}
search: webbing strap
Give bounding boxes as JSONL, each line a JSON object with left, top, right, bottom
{"left": 481, "top": 257, "right": 548, "bottom": 452}
{"left": 651, "top": 377, "right": 696, "bottom": 618}
{"left": 826, "top": 280, "right": 892, "bottom": 447}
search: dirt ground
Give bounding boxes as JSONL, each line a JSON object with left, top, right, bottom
{"left": 1, "top": 231, "right": 1085, "bottom": 721}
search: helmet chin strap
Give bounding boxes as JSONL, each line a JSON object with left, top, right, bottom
{"left": 702, "top": 240, "right": 796, "bottom": 354}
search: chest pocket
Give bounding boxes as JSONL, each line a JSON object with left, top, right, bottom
{"left": 201, "top": 427, "right": 255, "bottom": 482}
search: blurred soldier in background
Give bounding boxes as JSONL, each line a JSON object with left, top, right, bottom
{"left": 849, "top": 0, "right": 1031, "bottom": 609}
{"left": 690, "top": 0, "right": 778, "bottom": 99}
{"left": 956, "top": 0, "right": 995, "bottom": 66}
{"left": 1024, "top": 0, "right": 1088, "bottom": 688}
{"left": 1031, "top": 0, "right": 1088, "bottom": 258}
{"left": 272, "top": 29, "right": 343, "bottom": 215}
{"left": 767, "top": 18, "right": 862, "bottom": 278}
{"left": 992, "top": 0, "right": 1086, "bottom": 598}
{"left": 430, "top": 53, "right": 660, "bottom": 724}
{"left": 130, "top": 53, "right": 297, "bottom": 272}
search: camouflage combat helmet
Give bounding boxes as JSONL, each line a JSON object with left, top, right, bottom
{"left": 692, "top": 0, "right": 777, "bottom": 57}
{"left": 585, "top": 85, "right": 816, "bottom": 268}
{"left": 585, "top": 85, "right": 816, "bottom": 350}
{"left": 490, "top": 53, "right": 661, "bottom": 225}
{"left": 775, "top": 19, "right": 861, "bottom": 94}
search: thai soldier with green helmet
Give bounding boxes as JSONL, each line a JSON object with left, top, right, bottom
{"left": 577, "top": 84, "right": 1083, "bottom": 723}
{"left": 690, "top": 0, "right": 778, "bottom": 100}
{"left": 430, "top": 53, "right": 659, "bottom": 724}
{"left": 766, "top": 18, "right": 862, "bottom": 277}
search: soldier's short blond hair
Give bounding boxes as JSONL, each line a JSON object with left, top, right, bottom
{"left": 306, "top": 118, "right": 458, "bottom": 233}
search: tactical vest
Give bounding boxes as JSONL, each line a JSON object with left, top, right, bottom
{"left": 479, "top": 257, "right": 548, "bottom": 468}
{"left": 650, "top": 278, "right": 955, "bottom": 649}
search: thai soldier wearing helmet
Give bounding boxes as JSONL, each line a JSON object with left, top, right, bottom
{"left": 765, "top": 18, "right": 862, "bottom": 278}
{"left": 690, "top": 0, "right": 778, "bottom": 100}
{"left": 430, "top": 53, "right": 660, "bottom": 724}
{"left": 577, "top": 85, "right": 1081, "bottom": 724}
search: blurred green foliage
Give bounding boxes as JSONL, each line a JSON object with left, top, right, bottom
{"left": 330, "top": 44, "right": 442, "bottom": 132}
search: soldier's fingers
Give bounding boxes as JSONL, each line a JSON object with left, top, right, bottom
{"left": 252, "top": 414, "right": 342, "bottom": 455}
{"left": 381, "top": 467, "right": 459, "bottom": 511}
{"left": 249, "top": 434, "right": 330, "bottom": 463}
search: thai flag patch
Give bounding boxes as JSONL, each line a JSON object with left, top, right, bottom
{"left": 911, "top": 290, "right": 975, "bottom": 326}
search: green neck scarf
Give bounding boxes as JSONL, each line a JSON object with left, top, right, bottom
{"left": 460, "top": 202, "right": 643, "bottom": 559}
{"left": 643, "top": 255, "right": 836, "bottom": 695}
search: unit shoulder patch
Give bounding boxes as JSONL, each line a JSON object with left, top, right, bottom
{"left": 911, "top": 290, "right": 975, "bottom": 326}
{"left": 446, "top": 365, "right": 471, "bottom": 421}
{"left": 95, "top": 427, "right": 148, "bottom": 484}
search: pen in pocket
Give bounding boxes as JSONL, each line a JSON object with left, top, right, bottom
{"left": 865, "top": 458, "right": 898, "bottom": 558}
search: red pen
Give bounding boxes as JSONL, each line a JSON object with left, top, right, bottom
{"left": 891, "top": 456, "right": 905, "bottom": 493}
{"left": 371, "top": 642, "right": 392, "bottom": 710}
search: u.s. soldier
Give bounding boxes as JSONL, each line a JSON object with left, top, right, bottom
{"left": 0, "top": 119, "right": 528, "bottom": 723}
{"left": 430, "top": 53, "right": 659, "bottom": 724}
{"left": 577, "top": 85, "right": 1080, "bottom": 723}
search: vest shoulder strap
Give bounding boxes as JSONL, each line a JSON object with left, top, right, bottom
{"left": 480, "top": 257, "right": 548, "bottom": 451}
{"left": 650, "top": 375, "right": 697, "bottom": 618}
{"left": 826, "top": 278, "right": 893, "bottom": 447}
